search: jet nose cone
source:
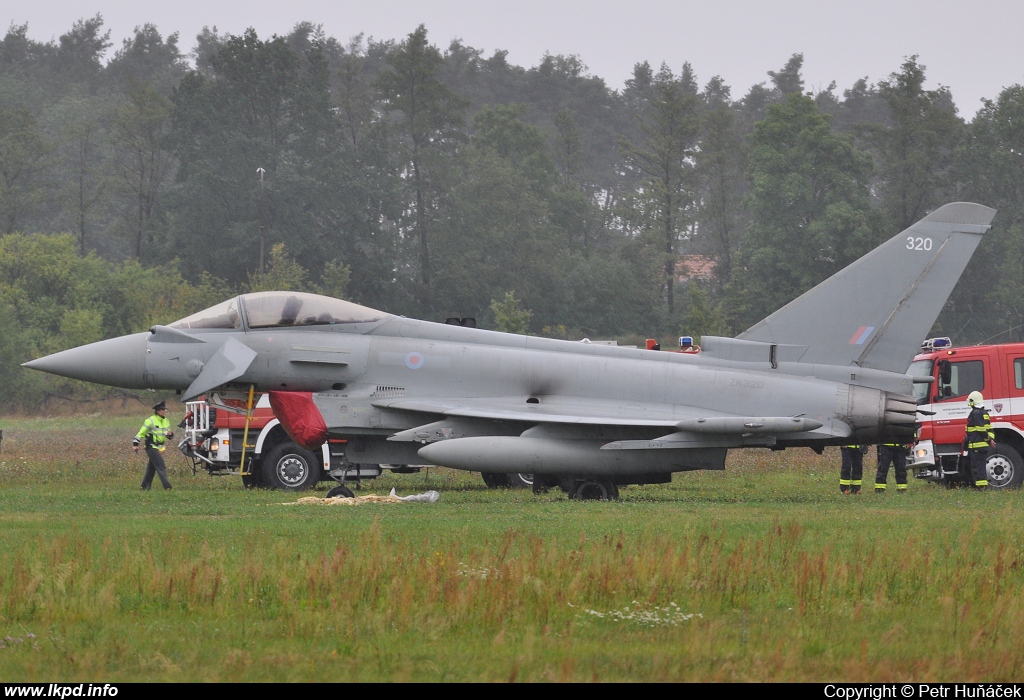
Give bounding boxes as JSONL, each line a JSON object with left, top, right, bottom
{"left": 22, "top": 332, "right": 150, "bottom": 389}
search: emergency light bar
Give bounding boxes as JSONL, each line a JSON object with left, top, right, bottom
{"left": 920, "top": 337, "right": 952, "bottom": 353}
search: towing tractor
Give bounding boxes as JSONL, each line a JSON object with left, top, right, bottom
{"left": 177, "top": 391, "right": 409, "bottom": 492}
{"left": 910, "top": 337, "right": 1024, "bottom": 489}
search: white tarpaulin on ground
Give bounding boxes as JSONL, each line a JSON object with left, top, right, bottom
{"left": 282, "top": 488, "right": 439, "bottom": 506}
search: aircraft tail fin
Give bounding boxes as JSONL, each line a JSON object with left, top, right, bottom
{"left": 737, "top": 202, "right": 996, "bottom": 373}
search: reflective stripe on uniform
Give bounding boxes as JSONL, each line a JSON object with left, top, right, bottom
{"left": 136, "top": 415, "right": 171, "bottom": 448}
{"left": 966, "top": 410, "right": 994, "bottom": 450}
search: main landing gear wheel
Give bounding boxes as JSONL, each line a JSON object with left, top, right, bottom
{"left": 569, "top": 479, "right": 619, "bottom": 501}
{"left": 481, "top": 472, "right": 508, "bottom": 488}
{"left": 506, "top": 473, "right": 534, "bottom": 489}
{"left": 326, "top": 485, "right": 355, "bottom": 498}
{"left": 482, "top": 473, "right": 535, "bottom": 489}
{"left": 262, "top": 442, "right": 319, "bottom": 491}
{"left": 986, "top": 444, "right": 1024, "bottom": 490}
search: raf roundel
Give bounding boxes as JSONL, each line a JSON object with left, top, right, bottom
{"left": 405, "top": 352, "right": 425, "bottom": 370}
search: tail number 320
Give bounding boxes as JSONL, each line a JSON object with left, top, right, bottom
{"left": 906, "top": 236, "right": 933, "bottom": 251}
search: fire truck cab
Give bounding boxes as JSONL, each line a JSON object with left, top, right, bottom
{"left": 910, "top": 337, "right": 1024, "bottom": 489}
{"left": 178, "top": 392, "right": 406, "bottom": 490}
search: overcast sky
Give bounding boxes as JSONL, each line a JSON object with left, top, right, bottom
{"left": 6, "top": 0, "right": 1023, "bottom": 116}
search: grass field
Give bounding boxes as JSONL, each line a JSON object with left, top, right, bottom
{"left": 1, "top": 413, "right": 1023, "bottom": 682}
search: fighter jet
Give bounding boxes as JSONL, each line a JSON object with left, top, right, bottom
{"left": 24, "top": 202, "right": 995, "bottom": 499}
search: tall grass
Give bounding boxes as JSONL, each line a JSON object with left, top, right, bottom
{"left": 0, "top": 416, "right": 1022, "bottom": 681}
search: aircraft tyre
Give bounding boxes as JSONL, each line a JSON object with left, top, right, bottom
{"left": 569, "top": 479, "right": 619, "bottom": 501}
{"left": 326, "top": 484, "right": 355, "bottom": 498}
{"left": 507, "top": 473, "right": 534, "bottom": 489}
{"left": 986, "top": 443, "right": 1024, "bottom": 490}
{"left": 481, "top": 472, "right": 510, "bottom": 489}
{"left": 262, "top": 442, "right": 320, "bottom": 491}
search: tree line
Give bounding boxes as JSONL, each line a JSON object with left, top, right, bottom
{"left": 2, "top": 16, "right": 1023, "bottom": 409}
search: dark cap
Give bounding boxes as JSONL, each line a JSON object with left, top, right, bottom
{"left": 153, "top": 401, "right": 168, "bottom": 412}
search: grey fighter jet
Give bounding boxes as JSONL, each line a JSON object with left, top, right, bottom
{"left": 24, "top": 202, "right": 995, "bottom": 499}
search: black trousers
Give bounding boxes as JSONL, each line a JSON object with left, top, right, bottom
{"left": 142, "top": 447, "right": 172, "bottom": 490}
{"left": 840, "top": 447, "right": 863, "bottom": 492}
{"left": 875, "top": 445, "right": 907, "bottom": 488}
{"left": 969, "top": 447, "right": 990, "bottom": 486}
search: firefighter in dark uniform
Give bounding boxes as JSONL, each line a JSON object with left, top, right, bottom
{"left": 964, "top": 390, "right": 995, "bottom": 489}
{"left": 133, "top": 401, "right": 174, "bottom": 490}
{"left": 875, "top": 442, "right": 909, "bottom": 493}
{"left": 839, "top": 445, "right": 867, "bottom": 494}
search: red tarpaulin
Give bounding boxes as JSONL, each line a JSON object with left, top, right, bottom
{"left": 268, "top": 391, "right": 327, "bottom": 450}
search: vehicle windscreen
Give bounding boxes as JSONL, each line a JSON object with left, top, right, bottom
{"left": 909, "top": 359, "right": 934, "bottom": 403}
{"left": 241, "top": 292, "right": 389, "bottom": 329}
{"left": 169, "top": 298, "right": 242, "bottom": 330}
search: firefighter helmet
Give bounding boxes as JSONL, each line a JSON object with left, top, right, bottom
{"left": 968, "top": 390, "right": 984, "bottom": 407}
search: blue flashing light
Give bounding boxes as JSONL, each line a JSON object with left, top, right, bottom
{"left": 921, "top": 337, "right": 952, "bottom": 352}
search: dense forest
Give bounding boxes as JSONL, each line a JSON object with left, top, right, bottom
{"left": 2, "top": 16, "right": 1023, "bottom": 409}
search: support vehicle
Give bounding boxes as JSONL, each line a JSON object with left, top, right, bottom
{"left": 178, "top": 392, "right": 399, "bottom": 491}
{"left": 178, "top": 392, "right": 521, "bottom": 491}
{"left": 910, "top": 337, "right": 1024, "bottom": 488}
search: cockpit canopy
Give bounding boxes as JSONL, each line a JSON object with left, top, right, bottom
{"left": 242, "top": 292, "right": 389, "bottom": 328}
{"left": 169, "top": 292, "right": 389, "bottom": 330}
{"left": 170, "top": 298, "right": 241, "bottom": 330}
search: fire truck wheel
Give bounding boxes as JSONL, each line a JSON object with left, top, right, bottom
{"left": 241, "top": 470, "right": 264, "bottom": 489}
{"left": 262, "top": 442, "right": 320, "bottom": 491}
{"left": 326, "top": 485, "right": 355, "bottom": 498}
{"left": 986, "top": 444, "right": 1024, "bottom": 490}
{"left": 506, "top": 473, "right": 534, "bottom": 489}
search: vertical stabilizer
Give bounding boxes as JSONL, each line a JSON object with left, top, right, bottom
{"left": 737, "top": 202, "right": 996, "bottom": 373}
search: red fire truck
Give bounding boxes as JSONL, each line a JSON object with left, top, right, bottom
{"left": 177, "top": 392, "right": 411, "bottom": 492}
{"left": 909, "top": 337, "right": 1024, "bottom": 489}
{"left": 179, "top": 391, "right": 538, "bottom": 491}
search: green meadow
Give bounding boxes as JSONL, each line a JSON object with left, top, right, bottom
{"left": 0, "top": 414, "right": 1022, "bottom": 682}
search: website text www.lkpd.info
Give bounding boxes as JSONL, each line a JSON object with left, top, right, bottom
{"left": 4, "top": 686, "right": 117, "bottom": 698}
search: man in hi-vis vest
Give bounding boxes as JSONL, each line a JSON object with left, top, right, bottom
{"left": 133, "top": 401, "right": 174, "bottom": 490}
